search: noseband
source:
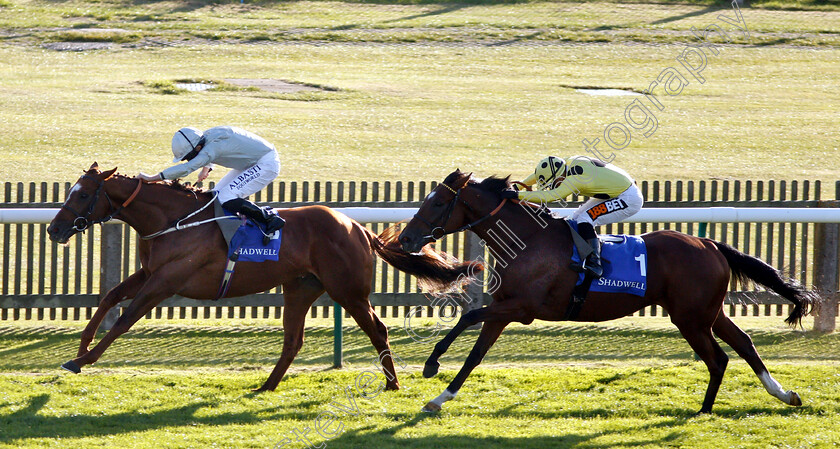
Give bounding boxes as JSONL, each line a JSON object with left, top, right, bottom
{"left": 413, "top": 182, "right": 508, "bottom": 242}
{"left": 61, "top": 175, "right": 142, "bottom": 232}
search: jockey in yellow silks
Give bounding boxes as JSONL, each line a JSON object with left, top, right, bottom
{"left": 502, "top": 156, "right": 644, "bottom": 278}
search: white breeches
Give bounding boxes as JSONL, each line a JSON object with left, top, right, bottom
{"left": 215, "top": 152, "right": 280, "bottom": 204}
{"left": 571, "top": 183, "right": 644, "bottom": 227}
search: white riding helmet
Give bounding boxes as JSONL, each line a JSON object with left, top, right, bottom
{"left": 534, "top": 156, "right": 566, "bottom": 189}
{"left": 171, "top": 127, "right": 204, "bottom": 163}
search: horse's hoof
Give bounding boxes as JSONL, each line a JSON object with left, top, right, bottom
{"left": 789, "top": 391, "right": 802, "bottom": 407}
{"left": 385, "top": 383, "right": 400, "bottom": 391}
{"left": 61, "top": 360, "right": 81, "bottom": 374}
{"left": 421, "top": 401, "right": 441, "bottom": 413}
{"left": 422, "top": 362, "right": 440, "bottom": 378}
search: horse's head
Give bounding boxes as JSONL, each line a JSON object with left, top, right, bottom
{"left": 399, "top": 169, "right": 511, "bottom": 254}
{"left": 48, "top": 162, "right": 118, "bottom": 244}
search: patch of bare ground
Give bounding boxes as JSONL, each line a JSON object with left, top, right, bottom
{"left": 222, "top": 78, "right": 325, "bottom": 93}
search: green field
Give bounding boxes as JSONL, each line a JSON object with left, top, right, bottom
{"left": 0, "top": 0, "right": 837, "bottom": 186}
{"left": 1, "top": 317, "right": 839, "bottom": 448}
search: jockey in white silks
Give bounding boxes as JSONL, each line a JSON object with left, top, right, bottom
{"left": 138, "top": 126, "right": 285, "bottom": 237}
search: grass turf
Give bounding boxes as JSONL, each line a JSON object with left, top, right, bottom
{"left": 0, "top": 43, "right": 837, "bottom": 189}
{"left": 1, "top": 317, "right": 839, "bottom": 448}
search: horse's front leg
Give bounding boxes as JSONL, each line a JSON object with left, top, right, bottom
{"left": 422, "top": 320, "right": 509, "bottom": 413}
{"left": 77, "top": 270, "right": 148, "bottom": 357}
{"left": 422, "top": 299, "right": 537, "bottom": 412}
{"left": 62, "top": 272, "right": 176, "bottom": 374}
{"left": 423, "top": 307, "right": 490, "bottom": 378}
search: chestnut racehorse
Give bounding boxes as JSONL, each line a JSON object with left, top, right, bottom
{"left": 397, "top": 170, "right": 818, "bottom": 414}
{"left": 47, "top": 163, "right": 476, "bottom": 391}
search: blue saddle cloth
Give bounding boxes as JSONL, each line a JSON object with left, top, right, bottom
{"left": 568, "top": 221, "right": 648, "bottom": 297}
{"left": 224, "top": 210, "right": 283, "bottom": 262}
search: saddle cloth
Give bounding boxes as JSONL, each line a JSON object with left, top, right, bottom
{"left": 214, "top": 200, "right": 282, "bottom": 262}
{"left": 568, "top": 221, "right": 648, "bottom": 297}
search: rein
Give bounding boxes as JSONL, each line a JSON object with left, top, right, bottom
{"left": 61, "top": 176, "right": 143, "bottom": 232}
{"left": 413, "top": 182, "right": 508, "bottom": 243}
{"left": 141, "top": 191, "right": 236, "bottom": 240}
{"left": 62, "top": 176, "right": 234, "bottom": 239}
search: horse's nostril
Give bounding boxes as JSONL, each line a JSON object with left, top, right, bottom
{"left": 399, "top": 235, "right": 414, "bottom": 252}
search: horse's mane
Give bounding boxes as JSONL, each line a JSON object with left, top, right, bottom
{"left": 441, "top": 171, "right": 513, "bottom": 194}
{"left": 471, "top": 174, "right": 558, "bottom": 221}
{"left": 473, "top": 175, "right": 512, "bottom": 194}
{"left": 109, "top": 172, "right": 211, "bottom": 197}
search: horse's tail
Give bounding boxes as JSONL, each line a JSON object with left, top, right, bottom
{"left": 363, "top": 223, "right": 483, "bottom": 293}
{"left": 714, "top": 240, "right": 818, "bottom": 327}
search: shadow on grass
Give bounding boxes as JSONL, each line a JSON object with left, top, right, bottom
{"left": 381, "top": 3, "right": 472, "bottom": 23}
{"left": 321, "top": 4, "right": 471, "bottom": 33}
{"left": 0, "top": 388, "right": 815, "bottom": 446}
{"left": 487, "top": 30, "right": 544, "bottom": 46}
{"left": 648, "top": 5, "right": 724, "bottom": 25}
{"left": 0, "top": 394, "right": 251, "bottom": 443}
{"left": 1, "top": 392, "right": 359, "bottom": 444}
{"left": 1, "top": 322, "right": 836, "bottom": 372}
{"left": 327, "top": 412, "right": 689, "bottom": 449}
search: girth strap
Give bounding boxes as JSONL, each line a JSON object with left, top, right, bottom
{"left": 564, "top": 271, "right": 594, "bottom": 320}
{"left": 564, "top": 218, "right": 597, "bottom": 320}
{"left": 215, "top": 250, "right": 239, "bottom": 300}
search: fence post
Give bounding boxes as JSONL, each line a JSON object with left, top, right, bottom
{"left": 333, "top": 301, "right": 343, "bottom": 368}
{"left": 814, "top": 200, "right": 839, "bottom": 333}
{"left": 100, "top": 223, "right": 123, "bottom": 330}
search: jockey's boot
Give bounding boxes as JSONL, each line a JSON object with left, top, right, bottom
{"left": 584, "top": 237, "right": 604, "bottom": 279}
{"left": 577, "top": 222, "right": 603, "bottom": 279}
{"left": 223, "top": 198, "right": 285, "bottom": 244}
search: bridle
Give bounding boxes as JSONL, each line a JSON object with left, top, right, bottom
{"left": 413, "top": 181, "right": 508, "bottom": 243}
{"left": 61, "top": 175, "right": 142, "bottom": 232}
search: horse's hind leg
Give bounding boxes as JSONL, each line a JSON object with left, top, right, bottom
{"left": 77, "top": 270, "right": 148, "bottom": 357}
{"left": 712, "top": 311, "right": 801, "bottom": 406}
{"left": 256, "top": 275, "right": 324, "bottom": 392}
{"left": 340, "top": 300, "right": 401, "bottom": 390}
{"left": 321, "top": 265, "right": 400, "bottom": 390}
{"left": 672, "top": 318, "right": 729, "bottom": 414}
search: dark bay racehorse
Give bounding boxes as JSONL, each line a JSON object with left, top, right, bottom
{"left": 397, "top": 169, "right": 818, "bottom": 414}
{"left": 48, "top": 163, "right": 476, "bottom": 391}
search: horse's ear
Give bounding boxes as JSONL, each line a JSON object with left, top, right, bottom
{"left": 452, "top": 171, "right": 471, "bottom": 189}
{"left": 89, "top": 162, "right": 99, "bottom": 172}
{"left": 101, "top": 167, "right": 117, "bottom": 180}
